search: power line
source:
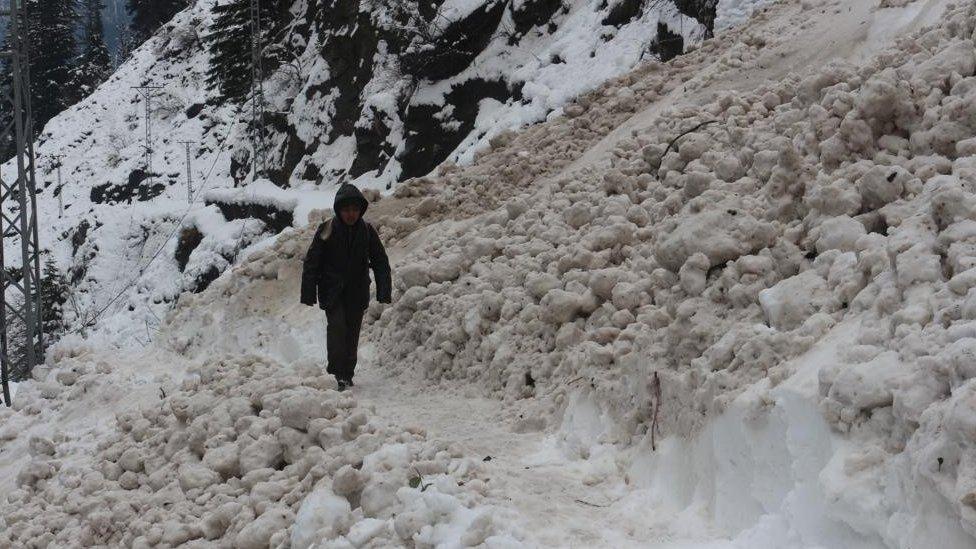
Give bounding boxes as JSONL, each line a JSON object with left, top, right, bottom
{"left": 131, "top": 85, "right": 164, "bottom": 185}
{"left": 250, "top": 0, "right": 267, "bottom": 179}
{"left": 70, "top": 109, "right": 246, "bottom": 336}
{"left": 64, "top": 1, "right": 284, "bottom": 337}
{"left": 179, "top": 140, "right": 195, "bottom": 204}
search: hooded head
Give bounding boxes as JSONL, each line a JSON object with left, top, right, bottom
{"left": 333, "top": 184, "right": 369, "bottom": 225}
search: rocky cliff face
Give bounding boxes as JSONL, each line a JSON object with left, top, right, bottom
{"left": 260, "top": 0, "right": 721, "bottom": 188}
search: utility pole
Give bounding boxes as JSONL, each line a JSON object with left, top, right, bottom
{"left": 179, "top": 141, "right": 195, "bottom": 203}
{"left": 0, "top": 0, "right": 44, "bottom": 407}
{"left": 50, "top": 154, "right": 65, "bottom": 218}
{"left": 131, "top": 85, "right": 164, "bottom": 185}
{"left": 249, "top": 0, "right": 267, "bottom": 180}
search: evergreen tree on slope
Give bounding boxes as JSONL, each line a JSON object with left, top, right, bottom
{"left": 206, "top": 0, "right": 286, "bottom": 101}
{"left": 0, "top": 0, "right": 76, "bottom": 158}
{"left": 29, "top": 0, "right": 79, "bottom": 129}
{"left": 0, "top": 34, "right": 14, "bottom": 160}
{"left": 126, "top": 0, "right": 189, "bottom": 46}
{"left": 206, "top": 0, "right": 252, "bottom": 101}
{"left": 75, "top": 0, "right": 113, "bottom": 98}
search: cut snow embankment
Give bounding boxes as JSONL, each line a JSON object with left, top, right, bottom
{"left": 556, "top": 320, "right": 975, "bottom": 548}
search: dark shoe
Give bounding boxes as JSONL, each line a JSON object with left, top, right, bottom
{"left": 345, "top": 378, "right": 355, "bottom": 387}
{"left": 337, "top": 379, "right": 348, "bottom": 392}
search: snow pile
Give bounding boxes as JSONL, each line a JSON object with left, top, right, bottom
{"left": 0, "top": 352, "right": 520, "bottom": 548}
{"left": 715, "top": 0, "right": 774, "bottom": 30}
{"left": 362, "top": 1, "right": 976, "bottom": 544}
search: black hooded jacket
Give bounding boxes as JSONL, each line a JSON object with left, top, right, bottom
{"left": 301, "top": 184, "right": 392, "bottom": 310}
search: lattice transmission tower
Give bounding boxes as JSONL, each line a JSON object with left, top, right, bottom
{"left": 0, "top": 0, "right": 44, "bottom": 406}
{"left": 249, "top": 0, "right": 267, "bottom": 180}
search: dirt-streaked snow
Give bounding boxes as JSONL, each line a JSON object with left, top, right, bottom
{"left": 4, "top": 0, "right": 976, "bottom": 548}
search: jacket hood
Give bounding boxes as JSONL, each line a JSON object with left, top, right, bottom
{"left": 333, "top": 184, "right": 369, "bottom": 218}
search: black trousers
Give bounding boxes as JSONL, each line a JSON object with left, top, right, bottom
{"left": 325, "top": 302, "right": 366, "bottom": 381}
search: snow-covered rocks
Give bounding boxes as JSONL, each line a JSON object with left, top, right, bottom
{"left": 27, "top": 436, "right": 55, "bottom": 457}
{"left": 292, "top": 488, "right": 353, "bottom": 547}
{"left": 814, "top": 216, "right": 866, "bottom": 254}
{"left": 235, "top": 506, "right": 294, "bottom": 549}
{"left": 759, "top": 271, "right": 833, "bottom": 331}
{"left": 541, "top": 289, "right": 587, "bottom": 324}
{"left": 856, "top": 166, "right": 907, "bottom": 210}
{"left": 916, "top": 40, "right": 976, "bottom": 86}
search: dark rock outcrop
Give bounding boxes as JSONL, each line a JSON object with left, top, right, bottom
{"left": 250, "top": 0, "right": 722, "bottom": 185}
{"left": 175, "top": 226, "right": 204, "bottom": 272}
{"left": 400, "top": 78, "right": 520, "bottom": 181}
{"left": 90, "top": 170, "right": 167, "bottom": 205}
{"left": 602, "top": 0, "right": 646, "bottom": 27}
{"left": 205, "top": 198, "right": 294, "bottom": 235}
{"left": 648, "top": 22, "right": 684, "bottom": 62}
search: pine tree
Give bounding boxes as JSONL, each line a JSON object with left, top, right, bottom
{"left": 39, "top": 258, "right": 70, "bottom": 338}
{"left": 0, "top": 259, "right": 68, "bottom": 381}
{"left": 28, "top": 0, "right": 79, "bottom": 128}
{"left": 0, "top": 35, "right": 15, "bottom": 160}
{"left": 75, "top": 0, "right": 113, "bottom": 98}
{"left": 206, "top": 0, "right": 252, "bottom": 100}
{"left": 205, "top": 0, "right": 286, "bottom": 101}
{"left": 126, "top": 0, "right": 189, "bottom": 46}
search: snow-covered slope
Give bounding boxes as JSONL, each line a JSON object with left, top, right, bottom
{"left": 1, "top": 0, "right": 727, "bottom": 349}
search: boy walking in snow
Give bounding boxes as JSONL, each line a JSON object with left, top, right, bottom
{"left": 301, "top": 184, "right": 392, "bottom": 391}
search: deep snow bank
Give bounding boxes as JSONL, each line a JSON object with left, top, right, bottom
{"left": 557, "top": 322, "right": 975, "bottom": 548}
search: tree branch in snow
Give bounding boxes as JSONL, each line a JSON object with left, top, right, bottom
{"left": 661, "top": 119, "right": 718, "bottom": 162}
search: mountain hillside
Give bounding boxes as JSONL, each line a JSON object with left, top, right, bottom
{"left": 2, "top": 0, "right": 727, "bottom": 348}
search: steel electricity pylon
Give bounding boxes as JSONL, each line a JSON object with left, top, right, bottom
{"left": 0, "top": 0, "right": 44, "bottom": 406}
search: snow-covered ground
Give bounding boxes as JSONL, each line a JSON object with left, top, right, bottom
{"left": 5, "top": 0, "right": 976, "bottom": 547}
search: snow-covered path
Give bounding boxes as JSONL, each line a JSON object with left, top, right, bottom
{"left": 350, "top": 343, "right": 768, "bottom": 549}
{"left": 158, "top": 254, "right": 663, "bottom": 546}
{"left": 350, "top": 347, "right": 629, "bottom": 548}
